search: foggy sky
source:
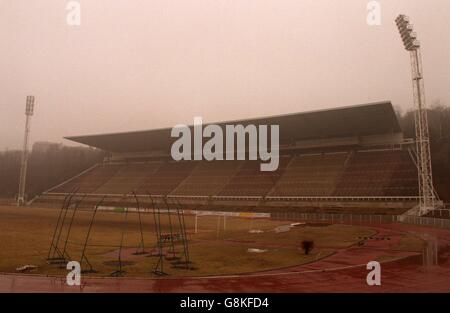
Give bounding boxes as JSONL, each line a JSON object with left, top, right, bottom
{"left": 1, "top": 0, "right": 449, "bottom": 150}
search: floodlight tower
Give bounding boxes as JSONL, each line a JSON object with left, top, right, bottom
{"left": 395, "top": 15, "right": 436, "bottom": 215}
{"left": 17, "top": 96, "right": 35, "bottom": 206}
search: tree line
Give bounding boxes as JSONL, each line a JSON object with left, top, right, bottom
{"left": 397, "top": 102, "right": 450, "bottom": 201}
{"left": 0, "top": 144, "right": 103, "bottom": 201}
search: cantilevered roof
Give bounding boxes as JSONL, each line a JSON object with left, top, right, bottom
{"left": 65, "top": 101, "right": 401, "bottom": 153}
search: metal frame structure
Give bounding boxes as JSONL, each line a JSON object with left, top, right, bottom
{"left": 79, "top": 196, "right": 107, "bottom": 273}
{"left": 149, "top": 194, "right": 192, "bottom": 275}
{"left": 47, "top": 188, "right": 79, "bottom": 263}
{"left": 132, "top": 191, "right": 147, "bottom": 255}
{"left": 168, "top": 197, "right": 191, "bottom": 269}
{"left": 46, "top": 186, "right": 195, "bottom": 276}
{"left": 148, "top": 194, "right": 167, "bottom": 275}
{"left": 109, "top": 192, "right": 148, "bottom": 276}
{"left": 110, "top": 203, "right": 129, "bottom": 277}
{"left": 60, "top": 193, "right": 87, "bottom": 261}
{"left": 395, "top": 14, "right": 439, "bottom": 215}
{"left": 17, "top": 96, "right": 35, "bottom": 206}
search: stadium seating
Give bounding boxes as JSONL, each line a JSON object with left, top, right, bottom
{"left": 93, "top": 162, "right": 162, "bottom": 195}
{"left": 269, "top": 153, "right": 348, "bottom": 196}
{"left": 171, "top": 161, "right": 244, "bottom": 196}
{"left": 134, "top": 161, "right": 197, "bottom": 195}
{"left": 333, "top": 150, "right": 417, "bottom": 197}
{"left": 50, "top": 163, "right": 123, "bottom": 194}
{"left": 217, "top": 156, "right": 291, "bottom": 196}
{"left": 45, "top": 149, "right": 418, "bottom": 198}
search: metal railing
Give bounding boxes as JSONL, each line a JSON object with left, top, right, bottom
{"left": 44, "top": 192, "right": 419, "bottom": 203}
{"left": 397, "top": 215, "right": 450, "bottom": 229}
{"left": 271, "top": 211, "right": 450, "bottom": 229}
{"left": 271, "top": 212, "right": 396, "bottom": 224}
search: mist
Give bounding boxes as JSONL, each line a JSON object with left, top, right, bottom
{"left": 1, "top": 0, "right": 449, "bottom": 150}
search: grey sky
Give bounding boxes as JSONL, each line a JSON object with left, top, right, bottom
{"left": 1, "top": 0, "right": 449, "bottom": 150}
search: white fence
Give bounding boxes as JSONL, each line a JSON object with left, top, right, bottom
{"left": 398, "top": 215, "right": 450, "bottom": 229}
{"left": 271, "top": 211, "right": 450, "bottom": 229}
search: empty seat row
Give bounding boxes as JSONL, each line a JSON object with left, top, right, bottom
{"left": 48, "top": 150, "right": 418, "bottom": 198}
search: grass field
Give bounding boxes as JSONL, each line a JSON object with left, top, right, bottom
{"left": 0, "top": 205, "right": 419, "bottom": 277}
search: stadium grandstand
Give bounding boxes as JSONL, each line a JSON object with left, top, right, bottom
{"left": 34, "top": 101, "right": 428, "bottom": 214}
